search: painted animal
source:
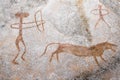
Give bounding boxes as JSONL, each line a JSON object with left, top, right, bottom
{"left": 40, "top": 42, "right": 117, "bottom": 66}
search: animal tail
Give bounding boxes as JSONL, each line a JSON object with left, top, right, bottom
{"left": 40, "top": 43, "right": 60, "bottom": 57}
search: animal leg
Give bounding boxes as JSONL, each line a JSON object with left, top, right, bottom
{"left": 21, "top": 39, "right": 26, "bottom": 61}
{"left": 12, "top": 38, "right": 20, "bottom": 64}
{"left": 49, "top": 51, "right": 58, "bottom": 62}
{"left": 100, "top": 55, "right": 106, "bottom": 62}
{"left": 93, "top": 56, "right": 100, "bottom": 66}
{"left": 56, "top": 53, "right": 60, "bottom": 63}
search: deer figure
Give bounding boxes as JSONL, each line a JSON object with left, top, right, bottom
{"left": 40, "top": 42, "right": 117, "bottom": 66}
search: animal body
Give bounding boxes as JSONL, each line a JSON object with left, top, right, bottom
{"left": 40, "top": 42, "right": 117, "bottom": 66}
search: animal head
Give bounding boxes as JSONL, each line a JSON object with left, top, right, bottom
{"left": 103, "top": 42, "right": 117, "bottom": 52}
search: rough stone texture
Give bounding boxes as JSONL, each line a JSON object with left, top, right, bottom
{"left": 0, "top": 0, "right": 120, "bottom": 80}
{"left": 100, "top": 0, "right": 120, "bottom": 16}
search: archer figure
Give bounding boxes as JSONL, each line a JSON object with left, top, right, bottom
{"left": 91, "top": 4, "right": 110, "bottom": 28}
{"left": 11, "top": 11, "right": 45, "bottom": 64}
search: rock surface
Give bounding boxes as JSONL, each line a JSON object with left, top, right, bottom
{"left": 0, "top": 0, "right": 120, "bottom": 80}
{"left": 100, "top": 0, "right": 120, "bottom": 16}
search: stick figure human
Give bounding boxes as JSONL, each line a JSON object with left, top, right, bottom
{"left": 91, "top": 4, "right": 110, "bottom": 28}
{"left": 11, "top": 11, "right": 45, "bottom": 64}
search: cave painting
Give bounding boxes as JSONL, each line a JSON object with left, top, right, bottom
{"left": 34, "top": 9, "right": 45, "bottom": 32}
{"left": 11, "top": 10, "right": 45, "bottom": 64}
{"left": 40, "top": 42, "right": 117, "bottom": 66}
{"left": 10, "top": 1, "right": 115, "bottom": 66}
{"left": 91, "top": 4, "right": 110, "bottom": 28}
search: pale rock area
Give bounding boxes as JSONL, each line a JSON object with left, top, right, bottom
{"left": 0, "top": 0, "right": 120, "bottom": 80}
{"left": 100, "top": 0, "right": 120, "bottom": 16}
